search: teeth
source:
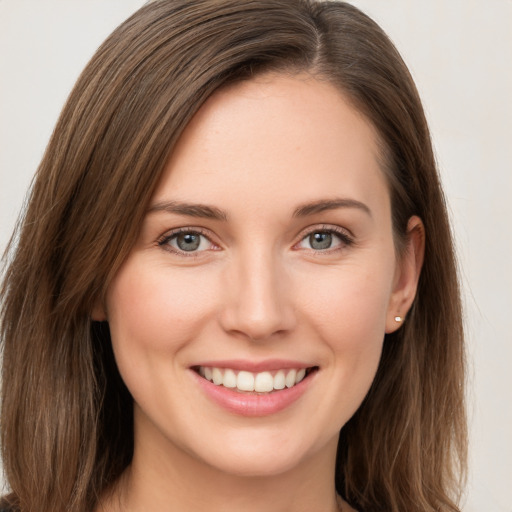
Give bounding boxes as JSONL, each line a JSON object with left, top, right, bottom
{"left": 237, "top": 371, "right": 255, "bottom": 392}
{"left": 212, "top": 367, "right": 223, "bottom": 385}
{"left": 254, "top": 371, "right": 273, "bottom": 392}
{"left": 198, "top": 366, "right": 311, "bottom": 393}
{"left": 223, "top": 369, "right": 237, "bottom": 388}
{"left": 285, "top": 369, "right": 297, "bottom": 388}
{"left": 273, "top": 370, "right": 286, "bottom": 390}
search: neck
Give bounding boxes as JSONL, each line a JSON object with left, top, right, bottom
{"left": 99, "top": 414, "right": 342, "bottom": 512}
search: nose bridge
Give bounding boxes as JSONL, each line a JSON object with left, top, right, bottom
{"left": 220, "top": 245, "right": 295, "bottom": 341}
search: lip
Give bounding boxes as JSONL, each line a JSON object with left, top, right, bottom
{"left": 190, "top": 361, "right": 317, "bottom": 417}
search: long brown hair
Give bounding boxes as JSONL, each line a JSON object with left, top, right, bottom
{"left": 1, "top": 1, "right": 466, "bottom": 511}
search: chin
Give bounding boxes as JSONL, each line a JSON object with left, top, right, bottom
{"left": 184, "top": 422, "right": 339, "bottom": 480}
{"left": 204, "top": 447, "right": 312, "bottom": 478}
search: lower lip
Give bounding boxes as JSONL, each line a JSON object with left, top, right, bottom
{"left": 191, "top": 370, "right": 315, "bottom": 417}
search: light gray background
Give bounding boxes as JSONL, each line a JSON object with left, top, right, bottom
{"left": 1, "top": 1, "right": 511, "bottom": 510}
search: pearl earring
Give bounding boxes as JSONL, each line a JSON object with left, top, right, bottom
{"left": 394, "top": 316, "right": 402, "bottom": 323}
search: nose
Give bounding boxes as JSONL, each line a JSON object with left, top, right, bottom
{"left": 218, "top": 250, "right": 297, "bottom": 342}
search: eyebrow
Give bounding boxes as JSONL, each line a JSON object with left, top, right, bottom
{"left": 148, "top": 201, "right": 228, "bottom": 221}
{"left": 147, "top": 197, "right": 371, "bottom": 221}
{"left": 293, "top": 198, "right": 372, "bottom": 218}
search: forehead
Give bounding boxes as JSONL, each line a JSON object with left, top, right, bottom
{"left": 153, "top": 72, "right": 388, "bottom": 216}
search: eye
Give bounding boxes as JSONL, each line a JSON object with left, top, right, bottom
{"left": 296, "top": 228, "right": 352, "bottom": 251}
{"left": 159, "top": 229, "right": 215, "bottom": 254}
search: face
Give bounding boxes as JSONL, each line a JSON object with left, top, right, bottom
{"left": 102, "top": 73, "right": 416, "bottom": 479}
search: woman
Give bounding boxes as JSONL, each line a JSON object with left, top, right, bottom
{"left": 0, "top": 1, "right": 467, "bottom": 511}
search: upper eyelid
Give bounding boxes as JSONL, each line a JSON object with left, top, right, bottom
{"left": 158, "top": 226, "right": 215, "bottom": 241}
{"left": 296, "top": 224, "right": 354, "bottom": 240}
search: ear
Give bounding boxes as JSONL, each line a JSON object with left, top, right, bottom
{"left": 385, "top": 216, "right": 425, "bottom": 333}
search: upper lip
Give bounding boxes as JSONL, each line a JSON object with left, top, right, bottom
{"left": 192, "top": 359, "right": 315, "bottom": 373}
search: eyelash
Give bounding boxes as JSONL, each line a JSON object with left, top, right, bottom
{"left": 157, "top": 228, "right": 218, "bottom": 257}
{"left": 294, "top": 225, "right": 354, "bottom": 254}
{"left": 157, "top": 225, "right": 354, "bottom": 257}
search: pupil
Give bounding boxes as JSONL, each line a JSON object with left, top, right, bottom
{"left": 177, "top": 233, "right": 200, "bottom": 251}
{"left": 310, "top": 232, "right": 332, "bottom": 250}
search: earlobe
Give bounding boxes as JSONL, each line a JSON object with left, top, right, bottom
{"left": 385, "top": 216, "right": 425, "bottom": 333}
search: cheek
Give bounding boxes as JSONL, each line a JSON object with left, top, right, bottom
{"left": 104, "top": 258, "right": 223, "bottom": 414}
{"left": 300, "top": 261, "right": 394, "bottom": 342}
{"left": 106, "top": 260, "right": 218, "bottom": 355}
{"left": 296, "top": 258, "right": 394, "bottom": 401}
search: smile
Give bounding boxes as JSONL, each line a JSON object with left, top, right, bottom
{"left": 191, "top": 363, "right": 318, "bottom": 416}
{"left": 197, "top": 366, "right": 313, "bottom": 393}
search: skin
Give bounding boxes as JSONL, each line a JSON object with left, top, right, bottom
{"left": 95, "top": 72, "right": 424, "bottom": 512}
